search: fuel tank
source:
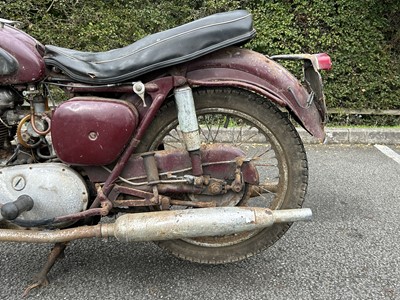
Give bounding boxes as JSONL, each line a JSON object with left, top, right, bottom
{"left": 0, "top": 22, "right": 45, "bottom": 84}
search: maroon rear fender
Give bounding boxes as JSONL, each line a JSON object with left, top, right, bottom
{"left": 185, "top": 47, "right": 325, "bottom": 140}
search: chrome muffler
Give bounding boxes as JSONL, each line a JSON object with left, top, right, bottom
{"left": 0, "top": 207, "right": 312, "bottom": 243}
{"left": 103, "top": 207, "right": 312, "bottom": 242}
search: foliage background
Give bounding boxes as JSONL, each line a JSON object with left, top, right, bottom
{"left": 1, "top": 0, "right": 399, "bottom": 114}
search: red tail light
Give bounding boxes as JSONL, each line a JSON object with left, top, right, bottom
{"left": 315, "top": 53, "right": 332, "bottom": 70}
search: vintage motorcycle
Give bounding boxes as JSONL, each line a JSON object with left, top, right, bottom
{"left": 0, "top": 10, "right": 331, "bottom": 295}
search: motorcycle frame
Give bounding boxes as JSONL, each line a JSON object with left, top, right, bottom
{"left": 37, "top": 47, "right": 326, "bottom": 223}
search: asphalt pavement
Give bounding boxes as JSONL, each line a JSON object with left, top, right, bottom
{"left": 0, "top": 131, "right": 399, "bottom": 300}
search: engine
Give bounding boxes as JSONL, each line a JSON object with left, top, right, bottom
{"left": 0, "top": 120, "right": 7, "bottom": 149}
{"left": 0, "top": 87, "right": 22, "bottom": 160}
{"left": 0, "top": 87, "right": 20, "bottom": 146}
{"left": 0, "top": 86, "right": 43, "bottom": 165}
{"left": 0, "top": 86, "right": 140, "bottom": 228}
{"left": 0, "top": 88, "right": 89, "bottom": 228}
{"left": 0, "top": 163, "right": 88, "bottom": 227}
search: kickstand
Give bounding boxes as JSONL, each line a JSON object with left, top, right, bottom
{"left": 22, "top": 242, "right": 68, "bottom": 298}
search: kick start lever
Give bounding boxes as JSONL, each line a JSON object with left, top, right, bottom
{"left": 1, "top": 195, "right": 34, "bottom": 220}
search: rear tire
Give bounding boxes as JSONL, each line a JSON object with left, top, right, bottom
{"left": 137, "top": 87, "right": 308, "bottom": 264}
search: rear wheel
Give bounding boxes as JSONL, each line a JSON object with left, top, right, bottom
{"left": 137, "top": 87, "right": 308, "bottom": 263}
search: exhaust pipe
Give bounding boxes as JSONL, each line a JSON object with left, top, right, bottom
{"left": 0, "top": 207, "right": 312, "bottom": 243}
{"left": 103, "top": 207, "right": 312, "bottom": 242}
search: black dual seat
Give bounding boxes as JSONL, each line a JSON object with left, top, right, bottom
{"left": 44, "top": 10, "right": 255, "bottom": 84}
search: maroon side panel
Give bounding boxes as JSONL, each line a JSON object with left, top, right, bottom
{"left": 51, "top": 97, "right": 138, "bottom": 165}
{"left": 0, "top": 24, "right": 45, "bottom": 84}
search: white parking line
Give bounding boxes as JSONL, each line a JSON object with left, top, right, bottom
{"left": 374, "top": 144, "right": 400, "bottom": 164}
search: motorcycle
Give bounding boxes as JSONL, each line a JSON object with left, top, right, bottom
{"left": 0, "top": 10, "right": 331, "bottom": 295}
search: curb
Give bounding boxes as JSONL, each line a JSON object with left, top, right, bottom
{"left": 297, "top": 127, "right": 400, "bottom": 145}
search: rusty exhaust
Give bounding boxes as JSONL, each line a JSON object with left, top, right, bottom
{"left": 0, "top": 207, "right": 312, "bottom": 243}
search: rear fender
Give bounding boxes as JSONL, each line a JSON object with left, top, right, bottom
{"left": 185, "top": 47, "right": 325, "bottom": 140}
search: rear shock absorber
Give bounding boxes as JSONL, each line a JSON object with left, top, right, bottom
{"left": 174, "top": 85, "right": 203, "bottom": 176}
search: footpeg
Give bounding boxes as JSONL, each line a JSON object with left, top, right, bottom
{"left": 1, "top": 195, "right": 34, "bottom": 220}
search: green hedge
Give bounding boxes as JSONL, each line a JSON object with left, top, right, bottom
{"left": 1, "top": 0, "right": 399, "bottom": 111}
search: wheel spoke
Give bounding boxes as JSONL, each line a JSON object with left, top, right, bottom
{"left": 253, "top": 183, "right": 279, "bottom": 195}
{"left": 212, "top": 117, "right": 222, "bottom": 143}
{"left": 253, "top": 163, "right": 278, "bottom": 167}
{"left": 252, "top": 145, "right": 273, "bottom": 160}
{"left": 223, "top": 115, "right": 230, "bottom": 128}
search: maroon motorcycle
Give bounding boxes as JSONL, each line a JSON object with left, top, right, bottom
{"left": 0, "top": 10, "right": 331, "bottom": 295}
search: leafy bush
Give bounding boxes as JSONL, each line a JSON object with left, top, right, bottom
{"left": 249, "top": 0, "right": 400, "bottom": 110}
{"left": 1, "top": 0, "right": 399, "bottom": 111}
